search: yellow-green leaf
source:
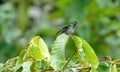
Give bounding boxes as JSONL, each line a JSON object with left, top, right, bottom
{"left": 27, "top": 36, "right": 50, "bottom": 62}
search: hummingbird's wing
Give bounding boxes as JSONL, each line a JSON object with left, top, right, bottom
{"left": 56, "top": 25, "right": 70, "bottom": 36}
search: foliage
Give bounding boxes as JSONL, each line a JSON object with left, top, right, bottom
{"left": 0, "top": 0, "right": 120, "bottom": 71}
{"left": 0, "top": 34, "right": 97, "bottom": 71}
{"left": 0, "top": 35, "right": 120, "bottom": 71}
{"left": 96, "top": 59, "right": 120, "bottom": 72}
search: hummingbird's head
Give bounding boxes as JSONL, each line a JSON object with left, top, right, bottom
{"left": 71, "top": 21, "right": 78, "bottom": 28}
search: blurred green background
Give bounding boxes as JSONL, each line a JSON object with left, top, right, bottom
{"left": 0, "top": 0, "right": 120, "bottom": 63}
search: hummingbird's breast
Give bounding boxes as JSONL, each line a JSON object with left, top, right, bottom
{"left": 66, "top": 27, "right": 74, "bottom": 34}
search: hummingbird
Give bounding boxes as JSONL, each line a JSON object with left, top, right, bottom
{"left": 56, "top": 21, "right": 78, "bottom": 36}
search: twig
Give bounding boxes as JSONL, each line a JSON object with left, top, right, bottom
{"left": 113, "top": 59, "right": 120, "bottom": 64}
{"left": 62, "top": 47, "right": 77, "bottom": 69}
{"left": 76, "top": 66, "right": 91, "bottom": 70}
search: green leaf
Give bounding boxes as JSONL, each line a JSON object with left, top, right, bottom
{"left": 22, "top": 62, "right": 32, "bottom": 72}
{"left": 71, "top": 36, "right": 87, "bottom": 64}
{"left": 51, "top": 34, "right": 69, "bottom": 70}
{"left": 4, "top": 57, "right": 21, "bottom": 72}
{"left": 71, "top": 35, "right": 99, "bottom": 71}
{"left": 96, "top": 61, "right": 112, "bottom": 72}
{"left": 26, "top": 36, "right": 50, "bottom": 62}
{"left": 35, "top": 60, "right": 49, "bottom": 71}
{"left": 16, "top": 49, "right": 26, "bottom": 65}
{"left": 96, "top": 60, "right": 118, "bottom": 72}
{"left": 0, "top": 63, "right": 4, "bottom": 72}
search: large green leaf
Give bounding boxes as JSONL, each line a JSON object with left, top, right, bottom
{"left": 26, "top": 36, "right": 50, "bottom": 62}
{"left": 71, "top": 35, "right": 99, "bottom": 71}
{"left": 51, "top": 34, "right": 69, "bottom": 70}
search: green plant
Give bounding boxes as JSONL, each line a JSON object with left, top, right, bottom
{"left": 0, "top": 33, "right": 120, "bottom": 72}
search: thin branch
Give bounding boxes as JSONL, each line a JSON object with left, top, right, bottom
{"left": 62, "top": 46, "right": 77, "bottom": 69}
{"left": 113, "top": 59, "right": 120, "bottom": 64}
{"left": 76, "top": 66, "right": 91, "bottom": 70}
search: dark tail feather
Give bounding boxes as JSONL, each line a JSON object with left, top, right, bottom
{"left": 55, "top": 28, "right": 65, "bottom": 36}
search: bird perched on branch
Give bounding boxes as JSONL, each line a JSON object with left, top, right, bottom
{"left": 56, "top": 21, "right": 78, "bottom": 36}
